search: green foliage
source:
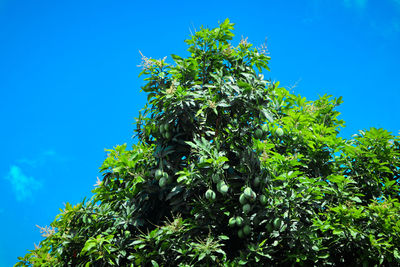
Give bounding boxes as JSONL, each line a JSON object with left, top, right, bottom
{"left": 16, "top": 19, "right": 400, "bottom": 266}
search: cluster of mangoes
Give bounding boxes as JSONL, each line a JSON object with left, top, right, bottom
{"left": 254, "top": 124, "right": 284, "bottom": 140}
{"left": 227, "top": 186, "right": 268, "bottom": 238}
{"left": 155, "top": 169, "right": 172, "bottom": 187}
{"left": 205, "top": 173, "right": 271, "bottom": 239}
{"left": 159, "top": 122, "right": 171, "bottom": 140}
{"left": 204, "top": 174, "right": 230, "bottom": 201}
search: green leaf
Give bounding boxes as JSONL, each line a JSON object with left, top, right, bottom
{"left": 219, "top": 235, "right": 230, "bottom": 240}
{"left": 394, "top": 248, "right": 400, "bottom": 259}
{"left": 349, "top": 196, "right": 362, "bottom": 203}
{"left": 332, "top": 229, "right": 343, "bottom": 235}
{"left": 198, "top": 252, "right": 206, "bottom": 261}
{"left": 261, "top": 108, "right": 274, "bottom": 122}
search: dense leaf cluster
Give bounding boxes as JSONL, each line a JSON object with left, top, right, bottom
{"left": 16, "top": 19, "right": 400, "bottom": 266}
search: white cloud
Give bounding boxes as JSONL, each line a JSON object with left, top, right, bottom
{"left": 5, "top": 165, "right": 42, "bottom": 201}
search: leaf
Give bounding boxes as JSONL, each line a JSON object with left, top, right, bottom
{"left": 151, "top": 260, "right": 159, "bottom": 267}
{"left": 217, "top": 101, "right": 231, "bottom": 108}
{"left": 394, "top": 248, "right": 400, "bottom": 259}
{"left": 166, "top": 186, "right": 184, "bottom": 200}
{"left": 219, "top": 235, "right": 230, "bottom": 240}
{"left": 239, "top": 260, "right": 248, "bottom": 265}
{"left": 349, "top": 196, "right": 362, "bottom": 203}
{"left": 332, "top": 229, "right": 343, "bottom": 235}
{"left": 198, "top": 252, "right": 206, "bottom": 261}
{"left": 318, "top": 254, "right": 330, "bottom": 259}
{"left": 177, "top": 175, "right": 188, "bottom": 183}
{"left": 261, "top": 108, "right": 274, "bottom": 122}
{"left": 129, "top": 240, "right": 144, "bottom": 246}
{"left": 171, "top": 54, "right": 182, "bottom": 61}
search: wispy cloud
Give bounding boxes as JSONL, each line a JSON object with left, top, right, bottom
{"left": 17, "top": 149, "right": 57, "bottom": 168}
{"left": 343, "top": 0, "right": 368, "bottom": 9}
{"left": 370, "top": 18, "right": 400, "bottom": 38}
{"left": 4, "top": 149, "right": 62, "bottom": 201}
{"left": 392, "top": 0, "right": 400, "bottom": 7}
{"left": 339, "top": 1, "right": 400, "bottom": 38}
{"left": 5, "top": 165, "right": 43, "bottom": 201}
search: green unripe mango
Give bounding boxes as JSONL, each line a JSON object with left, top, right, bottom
{"left": 235, "top": 216, "right": 244, "bottom": 226}
{"left": 205, "top": 189, "right": 216, "bottom": 201}
{"left": 155, "top": 169, "right": 163, "bottom": 180}
{"left": 259, "top": 194, "right": 267, "bottom": 205}
{"left": 243, "top": 204, "right": 251, "bottom": 214}
{"left": 276, "top": 127, "right": 284, "bottom": 137}
{"left": 163, "top": 123, "right": 170, "bottom": 132}
{"left": 217, "top": 181, "right": 226, "bottom": 192}
{"left": 243, "top": 225, "right": 251, "bottom": 236}
{"left": 228, "top": 217, "right": 236, "bottom": 227}
{"left": 244, "top": 187, "right": 253, "bottom": 199}
{"left": 255, "top": 128, "right": 263, "bottom": 139}
{"left": 159, "top": 177, "right": 167, "bottom": 188}
{"left": 212, "top": 174, "right": 220, "bottom": 183}
{"left": 162, "top": 172, "right": 169, "bottom": 180}
{"left": 219, "top": 184, "right": 229, "bottom": 194}
{"left": 253, "top": 177, "right": 260, "bottom": 187}
{"left": 238, "top": 229, "right": 244, "bottom": 239}
{"left": 239, "top": 193, "right": 247, "bottom": 205}
{"left": 165, "top": 131, "right": 171, "bottom": 139}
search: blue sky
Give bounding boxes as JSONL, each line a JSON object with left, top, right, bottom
{"left": 0, "top": 0, "right": 399, "bottom": 265}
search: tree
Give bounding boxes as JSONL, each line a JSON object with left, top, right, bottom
{"left": 16, "top": 19, "right": 400, "bottom": 266}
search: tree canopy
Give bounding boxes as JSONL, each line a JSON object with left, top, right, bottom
{"left": 16, "top": 19, "right": 400, "bottom": 266}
